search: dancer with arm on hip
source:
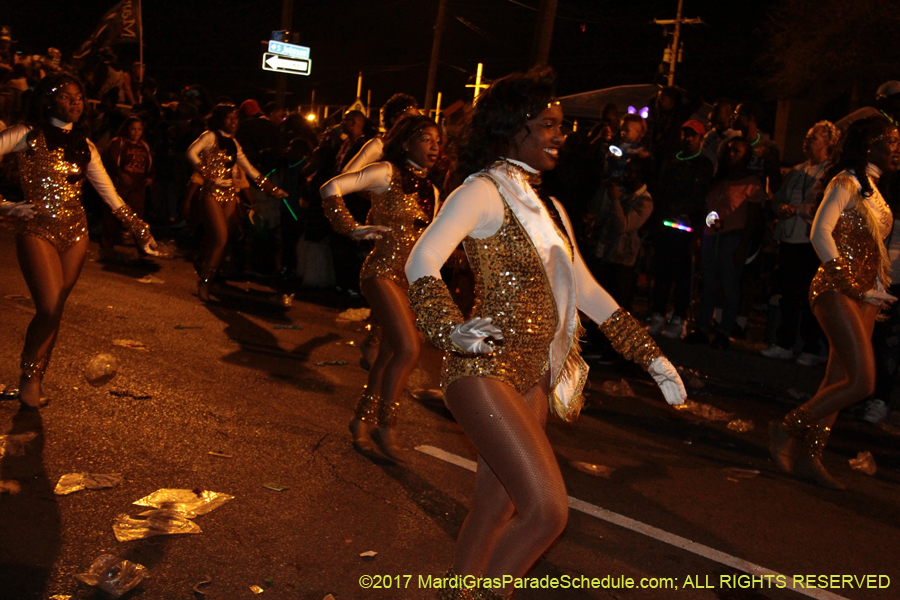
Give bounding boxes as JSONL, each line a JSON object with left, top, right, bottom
{"left": 320, "top": 115, "right": 442, "bottom": 460}
{"left": 405, "top": 69, "right": 685, "bottom": 599}
{"left": 769, "top": 116, "right": 899, "bottom": 489}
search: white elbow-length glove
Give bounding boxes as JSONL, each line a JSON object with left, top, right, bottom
{"left": 450, "top": 317, "right": 504, "bottom": 354}
{"left": 648, "top": 357, "right": 686, "bottom": 406}
{"left": 0, "top": 201, "right": 35, "bottom": 220}
{"left": 862, "top": 289, "right": 898, "bottom": 308}
{"left": 350, "top": 225, "right": 392, "bottom": 241}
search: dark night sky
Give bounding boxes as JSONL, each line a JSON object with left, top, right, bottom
{"left": 0, "top": 0, "right": 774, "bottom": 114}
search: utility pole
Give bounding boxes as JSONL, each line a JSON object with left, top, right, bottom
{"left": 654, "top": 0, "right": 702, "bottom": 87}
{"left": 275, "top": 0, "right": 294, "bottom": 106}
{"left": 424, "top": 0, "right": 448, "bottom": 115}
{"left": 530, "top": 0, "right": 558, "bottom": 67}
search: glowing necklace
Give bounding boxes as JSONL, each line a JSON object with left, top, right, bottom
{"left": 750, "top": 132, "right": 761, "bottom": 146}
{"left": 676, "top": 149, "right": 702, "bottom": 161}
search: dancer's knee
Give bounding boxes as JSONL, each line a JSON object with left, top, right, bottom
{"left": 523, "top": 489, "right": 569, "bottom": 541}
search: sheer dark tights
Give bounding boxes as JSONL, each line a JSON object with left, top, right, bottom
{"left": 198, "top": 195, "right": 240, "bottom": 278}
{"left": 16, "top": 235, "right": 89, "bottom": 405}
{"left": 802, "top": 291, "right": 879, "bottom": 427}
{"left": 360, "top": 278, "right": 420, "bottom": 417}
{"left": 445, "top": 372, "right": 568, "bottom": 592}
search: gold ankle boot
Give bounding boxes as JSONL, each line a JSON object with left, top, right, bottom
{"left": 794, "top": 423, "right": 845, "bottom": 490}
{"left": 436, "top": 568, "right": 475, "bottom": 600}
{"left": 349, "top": 390, "right": 380, "bottom": 455}
{"left": 373, "top": 397, "right": 404, "bottom": 461}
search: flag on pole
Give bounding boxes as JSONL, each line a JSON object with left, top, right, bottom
{"left": 73, "top": 0, "right": 142, "bottom": 59}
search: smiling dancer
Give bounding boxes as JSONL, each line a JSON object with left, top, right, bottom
{"left": 770, "top": 116, "right": 899, "bottom": 489}
{"left": 0, "top": 75, "right": 157, "bottom": 409}
{"left": 404, "top": 69, "right": 685, "bottom": 599}
{"left": 320, "top": 114, "right": 442, "bottom": 460}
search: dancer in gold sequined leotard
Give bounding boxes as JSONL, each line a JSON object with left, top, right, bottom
{"left": 0, "top": 75, "right": 157, "bottom": 409}
{"left": 404, "top": 70, "right": 686, "bottom": 600}
{"left": 186, "top": 104, "right": 287, "bottom": 302}
{"left": 770, "top": 116, "right": 900, "bottom": 489}
{"left": 319, "top": 115, "right": 441, "bottom": 461}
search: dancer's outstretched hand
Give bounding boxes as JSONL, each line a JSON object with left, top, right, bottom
{"left": 451, "top": 317, "right": 504, "bottom": 354}
{"left": 0, "top": 201, "right": 35, "bottom": 220}
{"left": 351, "top": 225, "right": 391, "bottom": 241}
{"left": 863, "top": 289, "right": 897, "bottom": 308}
{"left": 648, "top": 357, "right": 686, "bottom": 406}
{"left": 141, "top": 235, "right": 160, "bottom": 256}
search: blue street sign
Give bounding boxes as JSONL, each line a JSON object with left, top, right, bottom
{"left": 268, "top": 40, "right": 310, "bottom": 60}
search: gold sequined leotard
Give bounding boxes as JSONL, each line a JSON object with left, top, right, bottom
{"left": 198, "top": 142, "right": 239, "bottom": 204}
{"left": 809, "top": 174, "right": 892, "bottom": 306}
{"left": 17, "top": 130, "right": 89, "bottom": 250}
{"left": 360, "top": 165, "right": 435, "bottom": 289}
{"left": 443, "top": 198, "right": 559, "bottom": 394}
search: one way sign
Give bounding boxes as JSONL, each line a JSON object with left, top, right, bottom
{"left": 261, "top": 52, "right": 311, "bottom": 76}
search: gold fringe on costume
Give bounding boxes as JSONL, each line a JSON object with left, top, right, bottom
{"left": 598, "top": 308, "right": 662, "bottom": 370}
{"left": 549, "top": 317, "right": 587, "bottom": 423}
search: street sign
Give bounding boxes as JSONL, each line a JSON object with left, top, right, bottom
{"left": 267, "top": 40, "right": 310, "bottom": 60}
{"left": 262, "top": 52, "right": 311, "bottom": 76}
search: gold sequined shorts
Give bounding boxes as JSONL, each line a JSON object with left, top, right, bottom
{"left": 17, "top": 212, "right": 89, "bottom": 251}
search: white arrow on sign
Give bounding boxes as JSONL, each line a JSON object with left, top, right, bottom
{"left": 261, "top": 52, "right": 311, "bottom": 76}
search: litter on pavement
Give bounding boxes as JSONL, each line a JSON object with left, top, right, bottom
{"left": 55, "top": 473, "right": 123, "bottom": 495}
{"left": 74, "top": 555, "right": 148, "bottom": 598}
{"left": 673, "top": 399, "right": 733, "bottom": 421}
{"left": 568, "top": 461, "right": 615, "bottom": 478}
{"left": 849, "top": 451, "right": 877, "bottom": 475}
{"left": 84, "top": 353, "right": 118, "bottom": 385}
{"left": 133, "top": 488, "right": 234, "bottom": 517}
{"left": 727, "top": 419, "right": 755, "bottom": 433}
{"left": 113, "top": 509, "right": 202, "bottom": 541}
{"left": 0, "top": 431, "right": 38, "bottom": 457}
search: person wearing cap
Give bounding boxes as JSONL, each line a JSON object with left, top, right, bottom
{"left": 733, "top": 101, "right": 782, "bottom": 195}
{"left": 700, "top": 98, "right": 738, "bottom": 174}
{"left": 647, "top": 119, "right": 714, "bottom": 339}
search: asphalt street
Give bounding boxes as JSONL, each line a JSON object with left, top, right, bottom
{"left": 0, "top": 223, "right": 898, "bottom": 600}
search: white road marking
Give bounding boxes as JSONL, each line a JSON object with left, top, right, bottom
{"left": 415, "top": 445, "right": 852, "bottom": 600}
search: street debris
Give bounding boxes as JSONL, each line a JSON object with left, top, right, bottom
{"left": 193, "top": 574, "right": 213, "bottom": 596}
{"left": 360, "top": 550, "right": 378, "bottom": 559}
{"left": 137, "top": 274, "right": 165, "bottom": 284}
{"left": 113, "top": 339, "right": 149, "bottom": 351}
{"left": 109, "top": 389, "right": 152, "bottom": 400}
{"left": 0, "top": 431, "right": 38, "bottom": 457}
{"left": 600, "top": 379, "right": 635, "bottom": 397}
{"left": 276, "top": 293, "right": 295, "bottom": 307}
{"left": 3, "top": 294, "right": 28, "bottom": 300}
{"left": 787, "top": 387, "right": 811, "bottom": 401}
{"left": 724, "top": 468, "right": 760, "bottom": 481}
{"left": 568, "top": 461, "right": 615, "bottom": 478}
{"left": 48, "top": 595, "right": 72, "bottom": 600}
{"left": 262, "top": 483, "right": 288, "bottom": 492}
{"left": 175, "top": 324, "right": 203, "bottom": 330}
{"left": 336, "top": 307, "right": 371, "bottom": 322}
{"left": 55, "top": 473, "right": 123, "bottom": 495}
{"left": 678, "top": 367, "right": 707, "bottom": 390}
{"left": 0, "top": 479, "right": 21, "bottom": 494}
{"left": 84, "top": 353, "right": 118, "bottom": 386}
{"left": 250, "top": 585, "right": 265, "bottom": 594}
{"left": 849, "top": 451, "right": 877, "bottom": 476}
{"left": 673, "top": 399, "right": 733, "bottom": 421}
{"left": 273, "top": 324, "right": 304, "bottom": 330}
{"left": 323, "top": 595, "right": 336, "bottom": 600}
{"left": 113, "top": 509, "right": 202, "bottom": 541}
{"left": 410, "top": 388, "right": 443, "bottom": 402}
{"left": 727, "top": 419, "right": 755, "bottom": 433}
{"left": 75, "top": 555, "right": 148, "bottom": 598}
{"left": 314, "top": 360, "right": 348, "bottom": 366}
{"left": 207, "top": 451, "right": 233, "bottom": 458}
{"left": 133, "top": 488, "right": 234, "bottom": 517}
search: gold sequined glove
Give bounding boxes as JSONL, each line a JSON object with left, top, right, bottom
{"left": 408, "top": 275, "right": 467, "bottom": 353}
{"left": 112, "top": 205, "right": 157, "bottom": 255}
{"left": 321, "top": 194, "right": 360, "bottom": 237}
{"left": 820, "top": 257, "right": 865, "bottom": 300}
{"left": 255, "top": 173, "right": 287, "bottom": 198}
{"left": 598, "top": 308, "right": 663, "bottom": 369}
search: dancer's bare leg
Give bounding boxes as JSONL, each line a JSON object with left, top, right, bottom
{"left": 359, "top": 278, "right": 421, "bottom": 459}
{"left": 16, "top": 235, "right": 89, "bottom": 407}
{"left": 445, "top": 372, "right": 567, "bottom": 592}
{"left": 451, "top": 371, "right": 552, "bottom": 578}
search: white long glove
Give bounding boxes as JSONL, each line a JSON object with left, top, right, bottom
{"left": 648, "top": 357, "right": 686, "bottom": 406}
{"left": 863, "top": 289, "right": 897, "bottom": 307}
{"left": 351, "top": 225, "right": 392, "bottom": 241}
{"left": 0, "top": 201, "right": 35, "bottom": 220}
{"left": 450, "top": 317, "right": 504, "bottom": 354}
